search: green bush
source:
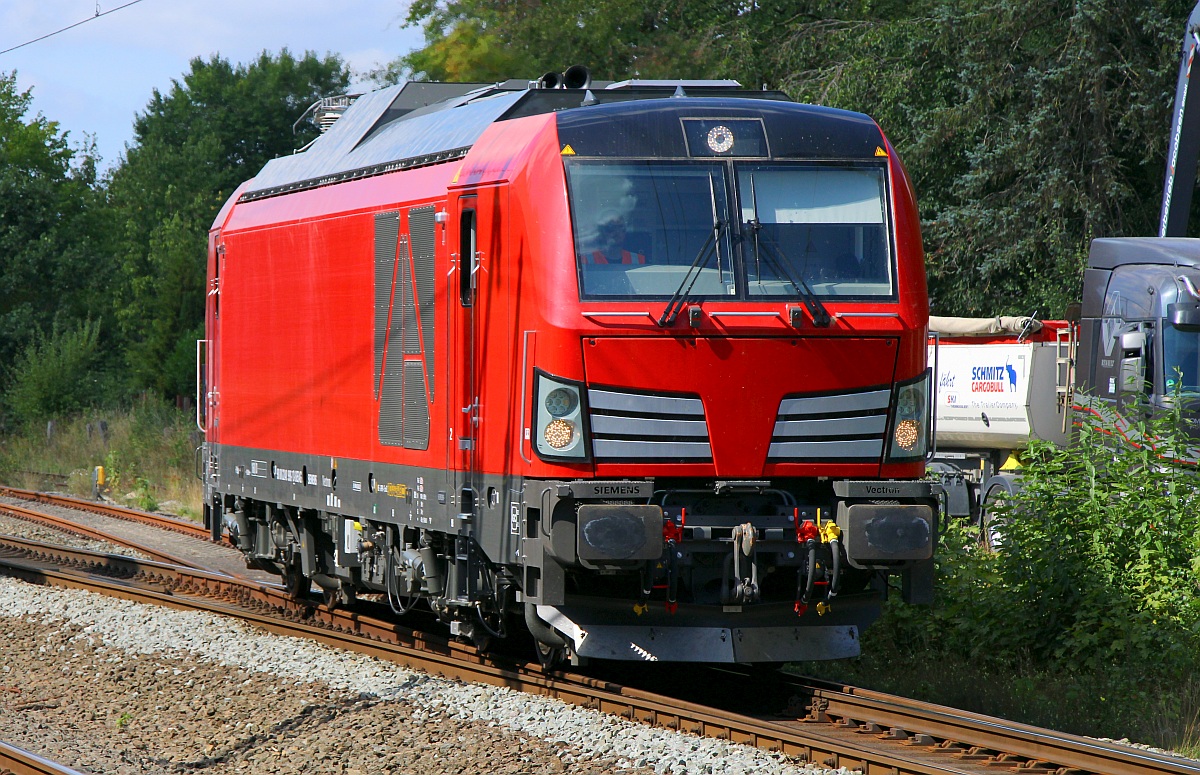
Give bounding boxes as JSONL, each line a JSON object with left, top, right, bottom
{"left": 808, "top": 395, "right": 1200, "bottom": 748}
{"left": 901, "top": 399, "right": 1200, "bottom": 674}
{"left": 4, "top": 319, "right": 106, "bottom": 423}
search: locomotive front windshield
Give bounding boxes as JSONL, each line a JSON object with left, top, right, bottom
{"left": 566, "top": 159, "right": 893, "bottom": 300}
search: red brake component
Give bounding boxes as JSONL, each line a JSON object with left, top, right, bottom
{"left": 663, "top": 507, "right": 685, "bottom": 544}
{"left": 796, "top": 518, "right": 819, "bottom": 544}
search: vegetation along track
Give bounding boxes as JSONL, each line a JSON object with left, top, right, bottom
{"left": 0, "top": 506, "right": 1195, "bottom": 775}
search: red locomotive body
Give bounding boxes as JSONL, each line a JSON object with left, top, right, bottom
{"left": 201, "top": 77, "right": 938, "bottom": 663}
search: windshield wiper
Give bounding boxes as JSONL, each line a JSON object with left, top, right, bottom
{"left": 657, "top": 219, "right": 725, "bottom": 327}
{"left": 747, "top": 175, "right": 832, "bottom": 328}
{"left": 658, "top": 173, "right": 726, "bottom": 328}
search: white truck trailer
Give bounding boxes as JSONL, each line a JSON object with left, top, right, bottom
{"left": 928, "top": 316, "right": 1076, "bottom": 524}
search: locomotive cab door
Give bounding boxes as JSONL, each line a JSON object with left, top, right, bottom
{"left": 450, "top": 195, "right": 479, "bottom": 519}
{"left": 448, "top": 187, "right": 508, "bottom": 521}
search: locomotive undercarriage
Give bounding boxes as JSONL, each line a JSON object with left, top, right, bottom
{"left": 518, "top": 478, "right": 937, "bottom": 662}
{"left": 209, "top": 453, "right": 937, "bottom": 664}
{"left": 220, "top": 497, "right": 520, "bottom": 650}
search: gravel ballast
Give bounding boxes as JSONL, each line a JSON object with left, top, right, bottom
{"left": 0, "top": 577, "right": 856, "bottom": 774}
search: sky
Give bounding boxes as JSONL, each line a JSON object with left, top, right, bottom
{"left": 0, "top": 1, "right": 424, "bottom": 172}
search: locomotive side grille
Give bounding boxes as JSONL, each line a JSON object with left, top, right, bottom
{"left": 587, "top": 388, "right": 712, "bottom": 462}
{"left": 767, "top": 387, "right": 890, "bottom": 463}
{"left": 372, "top": 211, "right": 399, "bottom": 399}
{"left": 376, "top": 208, "right": 435, "bottom": 450}
{"left": 399, "top": 236, "right": 418, "bottom": 354}
{"left": 402, "top": 361, "right": 429, "bottom": 449}
{"left": 409, "top": 205, "right": 437, "bottom": 397}
{"left": 379, "top": 366, "right": 405, "bottom": 446}
{"left": 380, "top": 235, "right": 412, "bottom": 447}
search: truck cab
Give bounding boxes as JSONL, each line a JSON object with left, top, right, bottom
{"left": 1077, "top": 237, "right": 1200, "bottom": 438}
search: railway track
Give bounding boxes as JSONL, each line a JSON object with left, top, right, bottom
{"left": 0, "top": 486, "right": 275, "bottom": 582}
{"left": 0, "top": 500, "right": 1195, "bottom": 775}
{"left": 0, "top": 740, "right": 87, "bottom": 775}
{"left": 0, "top": 499, "right": 195, "bottom": 567}
{"left": 0, "top": 486, "right": 210, "bottom": 542}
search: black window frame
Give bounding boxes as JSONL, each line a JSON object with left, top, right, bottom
{"left": 564, "top": 156, "right": 897, "bottom": 303}
{"left": 459, "top": 206, "right": 477, "bottom": 307}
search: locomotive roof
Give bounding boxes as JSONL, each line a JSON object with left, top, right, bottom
{"left": 1089, "top": 237, "right": 1200, "bottom": 270}
{"left": 241, "top": 80, "right": 875, "bottom": 202}
{"left": 552, "top": 97, "right": 883, "bottom": 159}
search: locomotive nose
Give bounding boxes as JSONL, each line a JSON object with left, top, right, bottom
{"left": 581, "top": 336, "right": 901, "bottom": 475}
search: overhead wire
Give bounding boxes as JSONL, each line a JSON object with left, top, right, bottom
{"left": 0, "top": 0, "right": 150, "bottom": 57}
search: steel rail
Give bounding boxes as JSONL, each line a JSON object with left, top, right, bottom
{"left": 0, "top": 486, "right": 211, "bottom": 541}
{"left": 0, "top": 534, "right": 1196, "bottom": 775}
{"left": 792, "top": 678, "right": 1200, "bottom": 775}
{"left": 0, "top": 501, "right": 197, "bottom": 568}
{"left": 0, "top": 740, "right": 89, "bottom": 775}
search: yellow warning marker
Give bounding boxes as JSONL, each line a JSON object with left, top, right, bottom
{"left": 874, "top": 146, "right": 888, "bottom": 157}
{"left": 451, "top": 164, "right": 463, "bottom": 183}
{"left": 561, "top": 144, "right": 577, "bottom": 156}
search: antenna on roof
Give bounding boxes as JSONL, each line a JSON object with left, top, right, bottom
{"left": 294, "top": 94, "right": 361, "bottom": 134}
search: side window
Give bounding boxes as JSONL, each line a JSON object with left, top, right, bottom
{"left": 460, "top": 209, "right": 476, "bottom": 307}
{"left": 1118, "top": 322, "right": 1153, "bottom": 399}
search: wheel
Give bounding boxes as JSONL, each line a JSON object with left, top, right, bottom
{"left": 978, "top": 474, "right": 1022, "bottom": 552}
{"left": 282, "top": 563, "right": 309, "bottom": 599}
{"left": 979, "top": 486, "right": 1008, "bottom": 552}
{"left": 323, "top": 584, "right": 356, "bottom": 610}
{"left": 535, "top": 641, "right": 566, "bottom": 669}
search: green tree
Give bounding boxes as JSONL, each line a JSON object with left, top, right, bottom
{"left": 0, "top": 71, "right": 115, "bottom": 384}
{"left": 395, "top": 0, "right": 1195, "bottom": 317}
{"left": 108, "top": 50, "right": 350, "bottom": 397}
{"left": 766, "top": 0, "right": 1189, "bottom": 315}
{"left": 386, "top": 0, "right": 740, "bottom": 84}
{"left": 4, "top": 319, "right": 105, "bottom": 422}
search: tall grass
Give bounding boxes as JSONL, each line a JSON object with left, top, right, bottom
{"left": 0, "top": 396, "right": 203, "bottom": 520}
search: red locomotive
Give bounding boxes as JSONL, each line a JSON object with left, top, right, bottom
{"left": 200, "top": 71, "right": 937, "bottom": 664}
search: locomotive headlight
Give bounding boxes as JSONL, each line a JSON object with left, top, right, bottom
{"left": 894, "top": 419, "right": 920, "bottom": 451}
{"left": 533, "top": 370, "right": 589, "bottom": 460}
{"left": 544, "top": 419, "right": 576, "bottom": 449}
{"left": 887, "top": 370, "right": 931, "bottom": 461}
{"left": 545, "top": 388, "right": 578, "bottom": 417}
